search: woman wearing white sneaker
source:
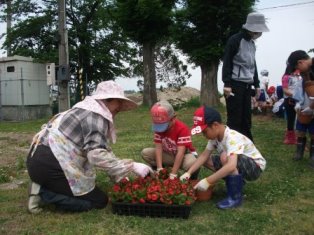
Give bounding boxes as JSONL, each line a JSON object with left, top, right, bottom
{"left": 27, "top": 81, "right": 152, "bottom": 213}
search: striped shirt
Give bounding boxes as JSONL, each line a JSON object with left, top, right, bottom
{"left": 41, "top": 108, "right": 111, "bottom": 151}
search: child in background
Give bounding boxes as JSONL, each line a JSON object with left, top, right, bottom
{"left": 141, "top": 100, "right": 199, "bottom": 180}
{"left": 291, "top": 51, "right": 314, "bottom": 167}
{"left": 281, "top": 51, "right": 306, "bottom": 145}
{"left": 266, "top": 86, "right": 276, "bottom": 104}
{"left": 258, "top": 85, "right": 276, "bottom": 115}
{"left": 276, "top": 85, "right": 284, "bottom": 100}
{"left": 180, "top": 106, "right": 266, "bottom": 209}
{"left": 271, "top": 85, "right": 285, "bottom": 118}
{"left": 257, "top": 69, "right": 270, "bottom": 107}
{"left": 260, "top": 69, "right": 270, "bottom": 92}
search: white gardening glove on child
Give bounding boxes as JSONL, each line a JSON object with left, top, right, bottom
{"left": 156, "top": 167, "right": 164, "bottom": 173}
{"left": 301, "top": 107, "right": 314, "bottom": 115}
{"left": 294, "top": 103, "right": 301, "bottom": 112}
{"left": 169, "top": 173, "right": 177, "bottom": 180}
{"left": 194, "top": 178, "right": 211, "bottom": 191}
{"left": 191, "top": 151, "right": 198, "bottom": 157}
{"left": 180, "top": 172, "right": 191, "bottom": 181}
{"left": 133, "top": 162, "right": 154, "bottom": 178}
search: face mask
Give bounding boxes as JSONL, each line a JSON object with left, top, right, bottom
{"left": 252, "top": 32, "right": 262, "bottom": 40}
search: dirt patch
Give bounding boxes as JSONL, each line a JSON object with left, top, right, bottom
{"left": 157, "top": 87, "right": 200, "bottom": 104}
{"left": 127, "top": 86, "right": 200, "bottom": 106}
{"left": 0, "top": 132, "right": 34, "bottom": 166}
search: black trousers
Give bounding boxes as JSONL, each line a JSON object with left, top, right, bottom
{"left": 26, "top": 145, "right": 108, "bottom": 209}
{"left": 283, "top": 97, "right": 296, "bottom": 131}
{"left": 225, "top": 83, "right": 253, "bottom": 141}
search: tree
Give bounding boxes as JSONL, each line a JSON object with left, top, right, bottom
{"left": 172, "top": 0, "right": 256, "bottom": 106}
{"left": 114, "top": 0, "right": 176, "bottom": 106}
{"left": 0, "top": 0, "right": 137, "bottom": 102}
{"left": 0, "top": 1, "right": 59, "bottom": 61}
{"left": 135, "top": 43, "right": 191, "bottom": 92}
{"left": 155, "top": 44, "right": 190, "bottom": 89}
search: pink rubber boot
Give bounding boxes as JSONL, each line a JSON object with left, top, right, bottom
{"left": 283, "top": 130, "right": 297, "bottom": 145}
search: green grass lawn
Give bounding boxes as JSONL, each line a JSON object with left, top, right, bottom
{"left": 0, "top": 104, "right": 313, "bottom": 235}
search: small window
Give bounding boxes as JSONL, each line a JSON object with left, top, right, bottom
{"left": 7, "top": 66, "right": 15, "bottom": 72}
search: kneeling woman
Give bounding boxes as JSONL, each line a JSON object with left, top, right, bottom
{"left": 27, "top": 81, "right": 152, "bottom": 213}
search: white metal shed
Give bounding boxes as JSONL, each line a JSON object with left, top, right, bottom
{"left": 0, "top": 55, "right": 52, "bottom": 121}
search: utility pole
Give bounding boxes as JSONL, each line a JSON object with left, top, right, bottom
{"left": 0, "top": 0, "right": 11, "bottom": 121}
{"left": 0, "top": 0, "right": 12, "bottom": 56}
{"left": 6, "top": 0, "right": 12, "bottom": 56}
{"left": 58, "top": 0, "right": 70, "bottom": 112}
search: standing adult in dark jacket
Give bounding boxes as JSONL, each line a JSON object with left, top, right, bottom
{"left": 222, "top": 12, "right": 269, "bottom": 141}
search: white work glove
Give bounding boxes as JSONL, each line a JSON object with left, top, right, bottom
{"left": 194, "top": 178, "right": 211, "bottom": 191}
{"left": 294, "top": 103, "right": 301, "bottom": 112}
{"left": 169, "top": 173, "right": 177, "bottom": 180}
{"left": 191, "top": 151, "right": 198, "bottom": 157}
{"left": 179, "top": 172, "right": 191, "bottom": 181}
{"left": 133, "top": 162, "right": 154, "bottom": 178}
{"left": 301, "top": 107, "right": 314, "bottom": 115}
{"left": 156, "top": 168, "right": 164, "bottom": 173}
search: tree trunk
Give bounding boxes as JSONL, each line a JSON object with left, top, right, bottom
{"left": 142, "top": 42, "right": 157, "bottom": 107}
{"left": 200, "top": 61, "right": 220, "bottom": 106}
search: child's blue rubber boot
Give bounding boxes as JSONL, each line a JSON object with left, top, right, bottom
{"left": 217, "top": 174, "right": 243, "bottom": 209}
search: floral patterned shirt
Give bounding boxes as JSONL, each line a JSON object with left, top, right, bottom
{"left": 206, "top": 126, "right": 266, "bottom": 171}
{"left": 31, "top": 107, "right": 134, "bottom": 196}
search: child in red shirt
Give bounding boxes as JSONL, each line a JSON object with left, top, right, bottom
{"left": 141, "top": 100, "right": 199, "bottom": 179}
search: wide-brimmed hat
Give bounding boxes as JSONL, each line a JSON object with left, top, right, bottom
{"left": 242, "top": 12, "right": 269, "bottom": 32}
{"left": 91, "top": 80, "right": 137, "bottom": 111}
{"left": 151, "top": 100, "right": 175, "bottom": 132}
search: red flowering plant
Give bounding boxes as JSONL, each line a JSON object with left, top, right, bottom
{"left": 109, "top": 168, "right": 196, "bottom": 205}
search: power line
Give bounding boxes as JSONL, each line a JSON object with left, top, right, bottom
{"left": 257, "top": 0, "right": 314, "bottom": 10}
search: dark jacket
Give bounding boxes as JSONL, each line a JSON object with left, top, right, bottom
{"left": 222, "top": 31, "right": 260, "bottom": 88}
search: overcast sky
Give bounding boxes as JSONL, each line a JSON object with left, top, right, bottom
{"left": 1, "top": 1, "right": 314, "bottom": 92}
